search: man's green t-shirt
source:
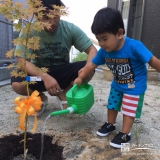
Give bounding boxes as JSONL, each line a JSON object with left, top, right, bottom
{"left": 16, "top": 20, "right": 92, "bottom": 67}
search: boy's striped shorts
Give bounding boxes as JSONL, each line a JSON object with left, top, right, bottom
{"left": 107, "top": 87, "right": 144, "bottom": 118}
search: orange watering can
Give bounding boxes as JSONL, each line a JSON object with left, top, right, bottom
{"left": 49, "top": 83, "right": 94, "bottom": 116}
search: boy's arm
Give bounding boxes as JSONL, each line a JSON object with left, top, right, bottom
{"left": 74, "top": 62, "right": 97, "bottom": 86}
{"left": 148, "top": 56, "right": 160, "bottom": 72}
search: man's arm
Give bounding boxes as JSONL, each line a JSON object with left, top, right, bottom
{"left": 18, "top": 57, "right": 48, "bottom": 78}
{"left": 18, "top": 57, "right": 62, "bottom": 95}
{"left": 71, "top": 23, "right": 97, "bottom": 61}
{"left": 84, "top": 44, "right": 97, "bottom": 63}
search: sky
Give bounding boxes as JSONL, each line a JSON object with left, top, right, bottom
{"left": 61, "top": 0, "right": 107, "bottom": 40}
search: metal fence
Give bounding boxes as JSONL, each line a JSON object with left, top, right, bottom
{"left": 0, "top": 15, "right": 16, "bottom": 67}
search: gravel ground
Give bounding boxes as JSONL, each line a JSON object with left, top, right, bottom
{"left": 0, "top": 72, "right": 160, "bottom": 160}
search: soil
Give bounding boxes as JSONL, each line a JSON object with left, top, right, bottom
{"left": 0, "top": 133, "right": 63, "bottom": 160}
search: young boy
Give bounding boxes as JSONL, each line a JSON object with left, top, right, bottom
{"left": 74, "top": 7, "right": 160, "bottom": 148}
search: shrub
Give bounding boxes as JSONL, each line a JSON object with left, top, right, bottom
{"left": 72, "top": 52, "right": 87, "bottom": 62}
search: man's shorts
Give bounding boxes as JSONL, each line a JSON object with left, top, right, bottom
{"left": 11, "top": 61, "right": 86, "bottom": 92}
{"left": 107, "top": 87, "right": 145, "bottom": 118}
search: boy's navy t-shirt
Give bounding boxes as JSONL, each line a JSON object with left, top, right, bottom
{"left": 92, "top": 37, "right": 153, "bottom": 95}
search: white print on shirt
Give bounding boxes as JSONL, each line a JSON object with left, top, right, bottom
{"left": 105, "top": 58, "right": 135, "bottom": 84}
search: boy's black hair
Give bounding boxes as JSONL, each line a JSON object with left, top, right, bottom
{"left": 91, "top": 7, "right": 125, "bottom": 35}
{"left": 40, "top": 0, "right": 65, "bottom": 10}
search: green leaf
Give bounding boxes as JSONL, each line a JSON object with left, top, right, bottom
{"left": 13, "top": 20, "right": 22, "bottom": 31}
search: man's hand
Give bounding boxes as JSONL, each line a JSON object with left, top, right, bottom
{"left": 17, "top": 58, "right": 62, "bottom": 96}
{"left": 41, "top": 74, "right": 62, "bottom": 96}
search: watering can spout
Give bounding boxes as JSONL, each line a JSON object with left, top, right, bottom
{"left": 49, "top": 83, "right": 94, "bottom": 116}
{"left": 49, "top": 105, "right": 77, "bottom": 116}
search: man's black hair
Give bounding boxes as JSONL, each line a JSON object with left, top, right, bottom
{"left": 40, "top": 0, "right": 65, "bottom": 10}
{"left": 91, "top": 7, "right": 125, "bottom": 35}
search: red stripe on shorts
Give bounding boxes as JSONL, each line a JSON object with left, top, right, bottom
{"left": 123, "top": 95, "right": 139, "bottom": 101}
{"left": 122, "top": 94, "right": 139, "bottom": 117}
{"left": 122, "top": 107, "right": 136, "bottom": 114}
{"left": 122, "top": 101, "right": 137, "bottom": 107}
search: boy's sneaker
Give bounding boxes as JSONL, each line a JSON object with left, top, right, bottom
{"left": 110, "top": 132, "right": 131, "bottom": 148}
{"left": 96, "top": 122, "right": 116, "bottom": 136}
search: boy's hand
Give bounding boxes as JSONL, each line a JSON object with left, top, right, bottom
{"left": 74, "top": 77, "right": 83, "bottom": 86}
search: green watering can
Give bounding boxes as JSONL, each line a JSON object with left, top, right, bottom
{"left": 50, "top": 83, "right": 94, "bottom": 116}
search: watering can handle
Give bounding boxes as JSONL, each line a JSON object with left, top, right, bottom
{"left": 71, "top": 82, "right": 88, "bottom": 98}
{"left": 72, "top": 84, "right": 78, "bottom": 98}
